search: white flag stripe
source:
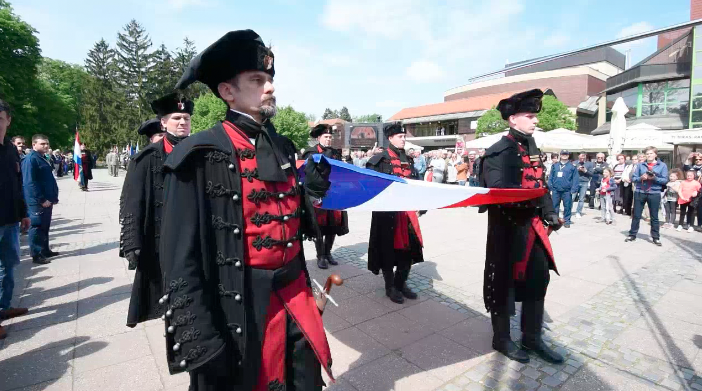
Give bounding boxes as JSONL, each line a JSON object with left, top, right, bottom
{"left": 345, "top": 180, "right": 490, "bottom": 211}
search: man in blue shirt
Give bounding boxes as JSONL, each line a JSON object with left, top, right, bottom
{"left": 21, "top": 134, "right": 59, "bottom": 264}
{"left": 626, "top": 146, "right": 668, "bottom": 246}
{"left": 547, "top": 150, "right": 579, "bottom": 228}
{"left": 410, "top": 148, "right": 426, "bottom": 179}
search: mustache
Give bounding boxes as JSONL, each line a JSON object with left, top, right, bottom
{"left": 262, "top": 96, "right": 277, "bottom": 105}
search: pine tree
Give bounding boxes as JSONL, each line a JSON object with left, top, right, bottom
{"left": 339, "top": 106, "right": 352, "bottom": 122}
{"left": 322, "top": 108, "right": 335, "bottom": 120}
{"left": 115, "top": 19, "right": 154, "bottom": 123}
{"left": 174, "top": 37, "right": 207, "bottom": 99}
{"left": 81, "top": 39, "right": 125, "bottom": 156}
{"left": 149, "top": 44, "right": 178, "bottom": 99}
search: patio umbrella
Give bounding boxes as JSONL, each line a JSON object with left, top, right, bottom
{"left": 608, "top": 97, "right": 628, "bottom": 163}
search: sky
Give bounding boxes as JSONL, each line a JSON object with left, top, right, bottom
{"left": 11, "top": 0, "right": 693, "bottom": 120}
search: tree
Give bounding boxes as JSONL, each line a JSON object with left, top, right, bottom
{"left": 174, "top": 37, "right": 208, "bottom": 99}
{"left": 115, "top": 19, "right": 153, "bottom": 124}
{"left": 272, "top": 105, "right": 311, "bottom": 149}
{"left": 148, "top": 44, "right": 178, "bottom": 100}
{"left": 305, "top": 113, "right": 316, "bottom": 122}
{"left": 353, "top": 113, "right": 383, "bottom": 123}
{"left": 476, "top": 108, "right": 507, "bottom": 137}
{"left": 339, "top": 106, "right": 352, "bottom": 122}
{"left": 537, "top": 95, "right": 576, "bottom": 131}
{"left": 321, "top": 108, "right": 338, "bottom": 120}
{"left": 191, "top": 91, "right": 226, "bottom": 133}
{"left": 0, "top": 0, "right": 42, "bottom": 139}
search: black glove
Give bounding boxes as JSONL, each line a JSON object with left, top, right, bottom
{"left": 304, "top": 156, "right": 331, "bottom": 201}
{"left": 126, "top": 249, "right": 140, "bottom": 270}
{"left": 544, "top": 213, "right": 563, "bottom": 231}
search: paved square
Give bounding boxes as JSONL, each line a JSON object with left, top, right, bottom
{"left": 1, "top": 169, "right": 701, "bottom": 390}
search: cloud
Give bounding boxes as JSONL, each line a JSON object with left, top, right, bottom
{"left": 614, "top": 21, "right": 655, "bottom": 50}
{"left": 405, "top": 61, "right": 444, "bottom": 83}
{"left": 543, "top": 33, "right": 570, "bottom": 47}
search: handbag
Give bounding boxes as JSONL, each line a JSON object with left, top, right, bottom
{"left": 691, "top": 191, "right": 701, "bottom": 209}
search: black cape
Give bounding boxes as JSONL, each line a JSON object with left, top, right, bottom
{"left": 365, "top": 147, "right": 423, "bottom": 274}
{"left": 301, "top": 144, "right": 349, "bottom": 236}
{"left": 158, "top": 122, "right": 323, "bottom": 388}
{"left": 479, "top": 135, "right": 556, "bottom": 316}
{"left": 81, "top": 150, "right": 94, "bottom": 180}
{"left": 119, "top": 140, "right": 168, "bottom": 327}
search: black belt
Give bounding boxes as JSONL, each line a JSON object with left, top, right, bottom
{"left": 271, "top": 255, "right": 303, "bottom": 291}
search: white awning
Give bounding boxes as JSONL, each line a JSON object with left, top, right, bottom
{"left": 663, "top": 129, "right": 702, "bottom": 145}
{"left": 405, "top": 135, "right": 462, "bottom": 147}
{"left": 399, "top": 110, "right": 487, "bottom": 124}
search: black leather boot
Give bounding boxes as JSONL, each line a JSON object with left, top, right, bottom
{"left": 521, "top": 300, "right": 564, "bottom": 364}
{"left": 394, "top": 268, "right": 418, "bottom": 300}
{"left": 315, "top": 239, "right": 328, "bottom": 269}
{"left": 324, "top": 234, "right": 338, "bottom": 266}
{"left": 383, "top": 269, "right": 404, "bottom": 304}
{"left": 491, "top": 314, "right": 530, "bottom": 363}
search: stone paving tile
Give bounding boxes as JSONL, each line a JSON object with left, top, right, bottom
{"left": 326, "top": 326, "right": 391, "bottom": 374}
{"left": 397, "top": 299, "right": 472, "bottom": 332}
{"left": 10, "top": 376, "right": 74, "bottom": 391}
{"left": 343, "top": 353, "right": 444, "bottom": 391}
{"left": 327, "top": 294, "right": 392, "bottom": 325}
{"left": 73, "top": 329, "right": 152, "bottom": 373}
{"left": 400, "top": 333, "right": 488, "bottom": 381}
{"left": 0, "top": 342, "right": 77, "bottom": 391}
{"left": 356, "top": 311, "right": 434, "bottom": 351}
{"left": 0, "top": 319, "right": 77, "bottom": 360}
{"left": 73, "top": 356, "right": 163, "bottom": 391}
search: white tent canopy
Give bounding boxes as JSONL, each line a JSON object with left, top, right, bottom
{"left": 663, "top": 129, "right": 702, "bottom": 145}
{"left": 403, "top": 140, "right": 424, "bottom": 151}
{"left": 465, "top": 129, "right": 603, "bottom": 153}
{"left": 591, "top": 128, "right": 673, "bottom": 152}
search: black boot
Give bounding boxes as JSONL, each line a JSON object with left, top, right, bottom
{"left": 383, "top": 269, "right": 404, "bottom": 304}
{"left": 521, "top": 300, "right": 564, "bottom": 364}
{"left": 324, "top": 235, "right": 338, "bottom": 266}
{"left": 315, "top": 239, "right": 328, "bottom": 269}
{"left": 491, "top": 314, "right": 530, "bottom": 363}
{"left": 32, "top": 254, "right": 51, "bottom": 265}
{"left": 394, "top": 268, "right": 418, "bottom": 300}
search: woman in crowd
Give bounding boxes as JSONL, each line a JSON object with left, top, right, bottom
{"left": 612, "top": 154, "right": 627, "bottom": 213}
{"left": 677, "top": 169, "right": 701, "bottom": 232}
{"left": 597, "top": 168, "right": 617, "bottom": 225}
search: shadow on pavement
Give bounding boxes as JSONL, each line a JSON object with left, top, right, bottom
{"left": 0, "top": 336, "right": 107, "bottom": 391}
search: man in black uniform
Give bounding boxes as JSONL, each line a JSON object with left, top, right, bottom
{"left": 119, "top": 93, "right": 193, "bottom": 327}
{"left": 159, "top": 30, "right": 333, "bottom": 391}
{"left": 366, "top": 123, "right": 423, "bottom": 304}
{"left": 480, "top": 89, "right": 564, "bottom": 364}
{"left": 302, "top": 124, "right": 349, "bottom": 269}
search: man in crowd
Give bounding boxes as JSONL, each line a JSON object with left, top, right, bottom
{"left": 411, "top": 148, "right": 426, "bottom": 179}
{"left": 366, "top": 123, "right": 423, "bottom": 304}
{"left": 22, "top": 134, "right": 59, "bottom": 265}
{"left": 589, "top": 153, "right": 609, "bottom": 210}
{"left": 303, "top": 124, "right": 349, "bottom": 269}
{"left": 120, "top": 93, "right": 192, "bottom": 328}
{"left": 160, "top": 30, "right": 333, "bottom": 390}
{"left": 429, "top": 149, "right": 446, "bottom": 183}
{"left": 106, "top": 147, "right": 119, "bottom": 177}
{"left": 11, "top": 136, "right": 26, "bottom": 159}
{"left": 0, "top": 99, "right": 30, "bottom": 339}
{"left": 76, "top": 143, "right": 93, "bottom": 191}
{"left": 626, "top": 146, "right": 668, "bottom": 246}
{"left": 573, "top": 153, "right": 593, "bottom": 219}
{"left": 466, "top": 151, "right": 478, "bottom": 186}
{"left": 620, "top": 154, "right": 638, "bottom": 216}
{"left": 548, "top": 150, "right": 579, "bottom": 228}
{"left": 479, "top": 89, "right": 564, "bottom": 364}
{"left": 683, "top": 152, "right": 702, "bottom": 229}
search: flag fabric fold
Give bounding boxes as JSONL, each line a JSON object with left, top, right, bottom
{"left": 298, "top": 155, "right": 546, "bottom": 212}
{"left": 73, "top": 132, "right": 82, "bottom": 182}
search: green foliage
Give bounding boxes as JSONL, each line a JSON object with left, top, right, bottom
{"left": 148, "top": 44, "right": 178, "bottom": 100}
{"left": 191, "top": 92, "right": 226, "bottom": 133}
{"left": 174, "top": 38, "right": 208, "bottom": 100}
{"left": 305, "top": 113, "right": 316, "bottom": 122}
{"left": 115, "top": 19, "right": 153, "bottom": 126}
{"left": 537, "top": 95, "right": 576, "bottom": 131}
{"left": 353, "top": 113, "right": 383, "bottom": 123}
{"left": 0, "top": 0, "right": 42, "bottom": 138}
{"left": 322, "top": 108, "right": 338, "bottom": 120}
{"left": 476, "top": 108, "right": 507, "bottom": 137}
{"left": 272, "top": 105, "right": 311, "bottom": 150}
{"left": 339, "top": 106, "right": 352, "bottom": 122}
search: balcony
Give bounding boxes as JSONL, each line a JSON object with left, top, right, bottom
{"left": 605, "top": 63, "right": 691, "bottom": 93}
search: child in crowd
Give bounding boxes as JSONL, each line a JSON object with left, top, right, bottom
{"left": 663, "top": 170, "right": 681, "bottom": 229}
{"left": 678, "top": 170, "right": 702, "bottom": 232}
{"left": 597, "top": 168, "right": 617, "bottom": 224}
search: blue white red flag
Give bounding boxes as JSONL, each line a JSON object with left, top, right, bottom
{"left": 299, "top": 155, "right": 546, "bottom": 211}
{"left": 73, "top": 132, "right": 82, "bottom": 181}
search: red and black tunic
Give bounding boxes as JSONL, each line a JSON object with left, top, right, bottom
{"left": 479, "top": 130, "right": 559, "bottom": 316}
{"left": 159, "top": 113, "right": 333, "bottom": 391}
{"left": 301, "top": 144, "right": 349, "bottom": 236}
{"left": 366, "top": 145, "right": 424, "bottom": 275}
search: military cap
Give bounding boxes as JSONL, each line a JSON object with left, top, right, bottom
{"left": 310, "top": 124, "right": 337, "bottom": 138}
{"left": 137, "top": 118, "right": 164, "bottom": 138}
{"left": 150, "top": 93, "right": 194, "bottom": 117}
{"left": 384, "top": 122, "right": 405, "bottom": 138}
{"left": 174, "top": 30, "right": 275, "bottom": 98}
{"left": 496, "top": 89, "right": 544, "bottom": 120}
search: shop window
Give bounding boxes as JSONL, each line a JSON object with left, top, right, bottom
{"left": 639, "top": 80, "right": 691, "bottom": 117}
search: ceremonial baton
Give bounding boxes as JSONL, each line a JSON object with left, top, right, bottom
{"left": 313, "top": 274, "right": 343, "bottom": 314}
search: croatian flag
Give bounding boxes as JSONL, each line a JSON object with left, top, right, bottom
{"left": 73, "top": 132, "right": 82, "bottom": 181}
{"left": 299, "top": 155, "right": 546, "bottom": 212}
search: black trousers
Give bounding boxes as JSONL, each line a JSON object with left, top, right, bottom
{"left": 514, "top": 238, "right": 551, "bottom": 304}
{"left": 189, "top": 313, "right": 322, "bottom": 391}
{"left": 622, "top": 185, "right": 633, "bottom": 215}
{"left": 679, "top": 202, "right": 696, "bottom": 228}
